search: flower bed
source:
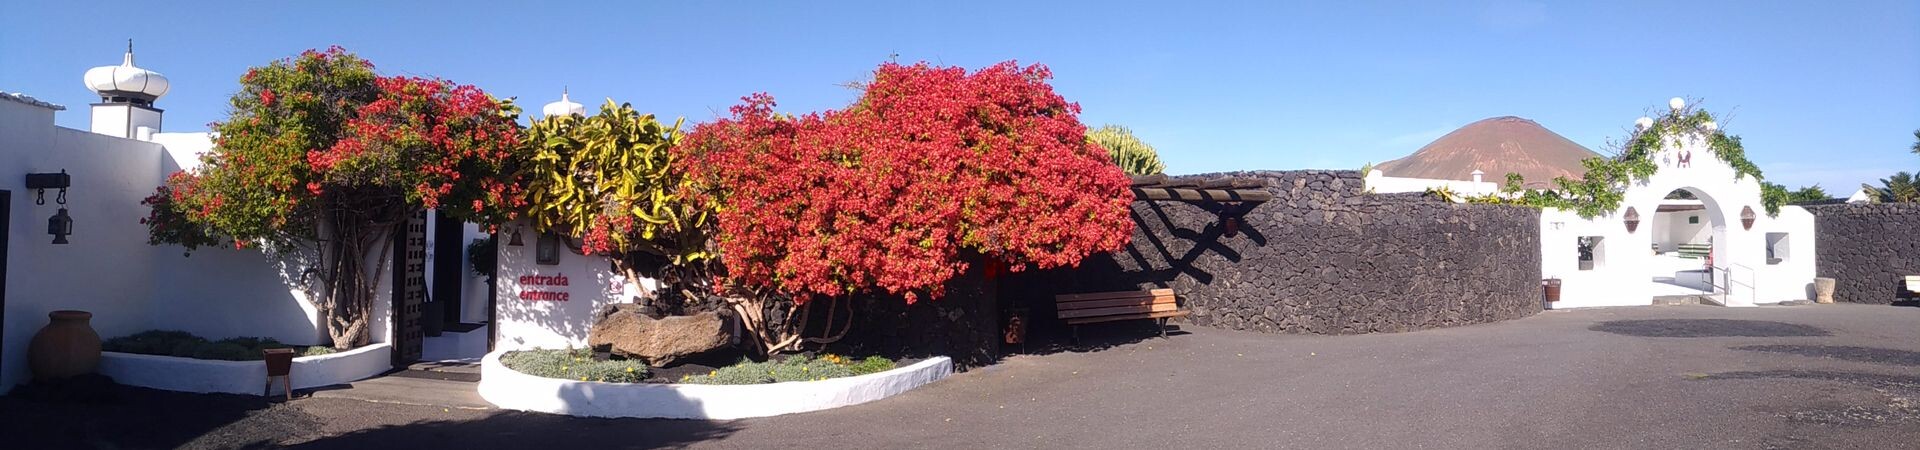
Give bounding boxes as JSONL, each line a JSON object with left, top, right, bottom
{"left": 98, "top": 343, "right": 390, "bottom": 395}
{"left": 478, "top": 348, "right": 951, "bottom": 419}
{"left": 103, "top": 330, "right": 336, "bottom": 361}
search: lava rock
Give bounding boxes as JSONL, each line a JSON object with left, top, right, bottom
{"left": 587, "top": 305, "right": 731, "bottom": 367}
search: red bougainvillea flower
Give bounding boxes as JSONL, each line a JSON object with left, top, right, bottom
{"left": 682, "top": 61, "right": 1134, "bottom": 305}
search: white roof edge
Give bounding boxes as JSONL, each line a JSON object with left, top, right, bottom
{"left": 0, "top": 90, "right": 67, "bottom": 111}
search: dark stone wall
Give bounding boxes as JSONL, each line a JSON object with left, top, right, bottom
{"left": 834, "top": 261, "right": 1000, "bottom": 367}
{"left": 1008, "top": 170, "right": 1543, "bottom": 335}
{"left": 1805, "top": 203, "right": 1920, "bottom": 304}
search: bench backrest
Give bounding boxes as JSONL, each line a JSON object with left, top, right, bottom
{"left": 1054, "top": 289, "right": 1179, "bottom": 319}
{"left": 1905, "top": 275, "right": 1920, "bottom": 293}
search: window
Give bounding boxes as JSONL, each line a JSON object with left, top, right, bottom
{"left": 1577, "top": 236, "right": 1606, "bottom": 271}
{"left": 1765, "top": 233, "right": 1789, "bottom": 265}
{"left": 1688, "top": 216, "right": 1699, "bottom": 224}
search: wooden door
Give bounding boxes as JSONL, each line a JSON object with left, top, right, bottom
{"left": 391, "top": 210, "right": 427, "bottom": 365}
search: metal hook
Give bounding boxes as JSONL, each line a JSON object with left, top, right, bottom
{"left": 34, "top": 188, "right": 44, "bottom": 206}
{"left": 55, "top": 187, "right": 67, "bottom": 205}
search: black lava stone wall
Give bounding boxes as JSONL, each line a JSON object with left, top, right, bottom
{"left": 1009, "top": 170, "right": 1543, "bottom": 335}
{"left": 834, "top": 261, "right": 1000, "bottom": 367}
{"left": 1805, "top": 203, "right": 1920, "bottom": 304}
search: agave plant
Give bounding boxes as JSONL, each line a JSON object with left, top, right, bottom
{"left": 1086, "top": 124, "right": 1165, "bottom": 176}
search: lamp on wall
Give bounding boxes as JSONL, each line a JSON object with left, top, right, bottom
{"left": 1623, "top": 207, "right": 1640, "bottom": 233}
{"left": 507, "top": 226, "right": 525, "bottom": 246}
{"left": 26, "top": 170, "right": 73, "bottom": 244}
{"left": 1740, "top": 206, "right": 1756, "bottom": 230}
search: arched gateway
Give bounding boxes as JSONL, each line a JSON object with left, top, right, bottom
{"left": 1540, "top": 108, "right": 1815, "bottom": 308}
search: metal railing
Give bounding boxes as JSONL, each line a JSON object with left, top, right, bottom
{"left": 1712, "top": 263, "right": 1757, "bottom": 306}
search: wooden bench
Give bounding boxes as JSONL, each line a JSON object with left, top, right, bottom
{"left": 1677, "top": 243, "right": 1712, "bottom": 259}
{"left": 1053, "top": 288, "right": 1190, "bottom": 344}
{"left": 1905, "top": 276, "right": 1920, "bottom": 295}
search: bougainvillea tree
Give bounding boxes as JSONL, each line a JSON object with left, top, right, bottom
{"left": 142, "top": 47, "right": 526, "bottom": 349}
{"left": 520, "top": 100, "right": 714, "bottom": 312}
{"left": 682, "top": 61, "right": 1135, "bottom": 353}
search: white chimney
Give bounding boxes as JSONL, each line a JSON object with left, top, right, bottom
{"left": 84, "top": 40, "right": 169, "bottom": 138}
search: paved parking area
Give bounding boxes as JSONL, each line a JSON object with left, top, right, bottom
{"left": 5, "top": 303, "right": 1916, "bottom": 449}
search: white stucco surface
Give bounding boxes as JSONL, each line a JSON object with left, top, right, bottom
{"left": 0, "top": 98, "right": 387, "bottom": 393}
{"left": 493, "top": 228, "right": 637, "bottom": 350}
{"left": 97, "top": 343, "right": 390, "bottom": 395}
{"left": 478, "top": 349, "right": 953, "bottom": 419}
{"left": 1364, "top": 170, "right": 1498, "bottom": 194}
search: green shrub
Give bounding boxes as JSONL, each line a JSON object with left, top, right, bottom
{"left": 501, "top": 348, "right": 649, "bottom": 383}
{"left": 301, "top": 346, "right": 338, "bottom": 357}
{"left": 1086, "top": 124, "right": 1165, "bottom": 176}
{"left": 103, "top": 330, "right": 205, "bottom": 355}
{"left": 104, "top": 330, "right": 331, "bottom": 361}
{"left": 191, "top": 342, "right": 257, "bottom": 361}
{"left": 679, "top": 354, "right": 896, "bottom": 385}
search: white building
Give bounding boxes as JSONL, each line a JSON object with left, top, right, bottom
{"left": 1369, "top": 100, "right": 1819, "bottom": 308}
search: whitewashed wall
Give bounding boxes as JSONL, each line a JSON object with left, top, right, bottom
{"left": 493, "top": 227, "right": 636, "bottom": 350}
{"left": 1540, "top": 132, "right": 1815, "bottom": 308}
{"left": 0, "top": 99, "right": 392, "bottom": 393}
{"left": 1364, "top": 170, "right": 1498, "bottom": 195}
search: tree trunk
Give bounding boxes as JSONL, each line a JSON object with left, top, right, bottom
{"left": 314, "top": 209, "right": 397, "bottom": 350}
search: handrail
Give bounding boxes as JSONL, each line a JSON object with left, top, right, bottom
{"left": 1712, "top": 263, "right": 1758, "bottom": 306}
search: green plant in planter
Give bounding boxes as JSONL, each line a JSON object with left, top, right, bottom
{"left": 500, "top": 348, "right": 649, "bottom": 383}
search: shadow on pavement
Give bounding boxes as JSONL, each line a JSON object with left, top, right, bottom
{"left": 0, "top": 375, "right": 302, "bottom": 449}
{"left": 1589, "top": 319, "right": 1830, "bottom": 338}
{"left": 286, "top": 411, "right": 742, "bottom": 449}
{"left": 1733, "top": 345, "right": 1920, "bottom": 367}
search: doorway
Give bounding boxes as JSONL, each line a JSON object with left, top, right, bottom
{"left": 1648, "top": 187, "right": 1726, "bottom": 304}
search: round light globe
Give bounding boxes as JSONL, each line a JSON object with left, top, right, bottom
{"left": 1703, "top": 121, "right": 1717, "bottom": 131}
{"left": 1669, "top": 97, "right": 1686, "bottom": 111}
{"left": 1634, "top": 117, "right": 1654, "bottom": 131}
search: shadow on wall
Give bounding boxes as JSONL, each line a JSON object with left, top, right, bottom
{"left": 1006, "top": 170, "right": 1543, "bottom": 337}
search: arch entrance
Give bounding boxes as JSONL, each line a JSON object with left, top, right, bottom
{"left": 1645, "top": 187, "right": 1730, "bottom": 304}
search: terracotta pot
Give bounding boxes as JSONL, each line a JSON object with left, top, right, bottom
{"left": 1812, "top": 277, "right": 1836, "bottom": 304}
{"left": 28, "top": 310, "right": 101, "bottom": 381}
{"left": 1542, "top": 279, "right": 1563, "bottom": 303}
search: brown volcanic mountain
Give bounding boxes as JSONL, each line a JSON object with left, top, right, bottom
{"left": 1375, "top": 116, "right": 1599, "bottom": 188}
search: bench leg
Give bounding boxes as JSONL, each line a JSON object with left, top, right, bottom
{"left": 1157, "top": 317, "right": 1169, "bottom": 338}
{"left": 1070, "top": 325, "right": 1081, "bottom": 347}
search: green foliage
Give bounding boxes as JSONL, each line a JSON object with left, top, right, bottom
{"left": 466, "top": 235, "right": 496, "bottom": 279}
{"left": 1861, "top": 172, "right": 1919, "bottom": 203}
{"left": 1911, "top": 129, "right": 1919, "bottom": 156}
{"left": 1760, "top": 182, "right": 1830, "bottom": 215}
{"left": 1475, "top": 101, "right": 1766, "bottom": 218}
{"left": 302, "top": 346, "right": 339, "bottom": 357}
{"left": 102, "top": 330, "right": 332, "bottom": 361}
{"left": 1359, "top": 162, "right": 1374, "bottom": 178}
{"left": 1087, "top": 125, "right": 1165, "bottom": 176}
{"left": 678, "top": 354, "right": 896, "bottom": 385}
{"left": 500, "top": 348, "right": 649, "bottom": 383}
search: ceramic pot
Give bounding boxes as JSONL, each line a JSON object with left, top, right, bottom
{"left": 28, "top": 310, "right": 101, "bottom": 381}
{"left": 1812, "top": 277, "right": 1836, "bottom": 304}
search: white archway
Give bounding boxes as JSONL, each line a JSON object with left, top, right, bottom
{"left": 1541, "top": 132, "right": 1816, "bottom": 308}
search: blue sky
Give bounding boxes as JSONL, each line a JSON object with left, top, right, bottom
{"left": 3, "top": 1, "right": 1916, "bottom": 191}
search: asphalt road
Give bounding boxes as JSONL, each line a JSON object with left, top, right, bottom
{"left": 6, "top": 304, "right": 1916, "bottom": 449}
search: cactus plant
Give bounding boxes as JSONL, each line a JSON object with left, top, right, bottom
{"left": 1087, "top": 124, "right": 1165, "bottom": 176}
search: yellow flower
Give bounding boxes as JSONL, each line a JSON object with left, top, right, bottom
{"left": 561, "top": 366, "right": 569, "bottom": 371}
{"left": 579, "top": 376, "right": 588, "bottom": 381}
{"left": 626, "top": 367, "right": 635, "bottom": 372}
{"left": 709, "top": 370, "right": 717, "bottom": 376}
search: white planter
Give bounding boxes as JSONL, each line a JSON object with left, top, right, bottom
{"left": 98, "top": 343, "right": 391, "bottom": 395}
{"left": 478, "top": 349, "right": 952, "bottom": 419}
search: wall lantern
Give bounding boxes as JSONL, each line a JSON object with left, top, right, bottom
{"left": 535, "top": 232, "right": 560, "bottom": 265}
{"left": 1622, "top": 207, "right": 1640, "bottom": 233}
{"left": 26, "top": 170, "right": 73, "bottom": 244}
{"left": 1740, "top": 206, "right": 1756, "bottom": 230}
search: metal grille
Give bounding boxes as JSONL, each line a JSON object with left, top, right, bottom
{"left": 393, "top": 210, "right": 427, "bottom": 364}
